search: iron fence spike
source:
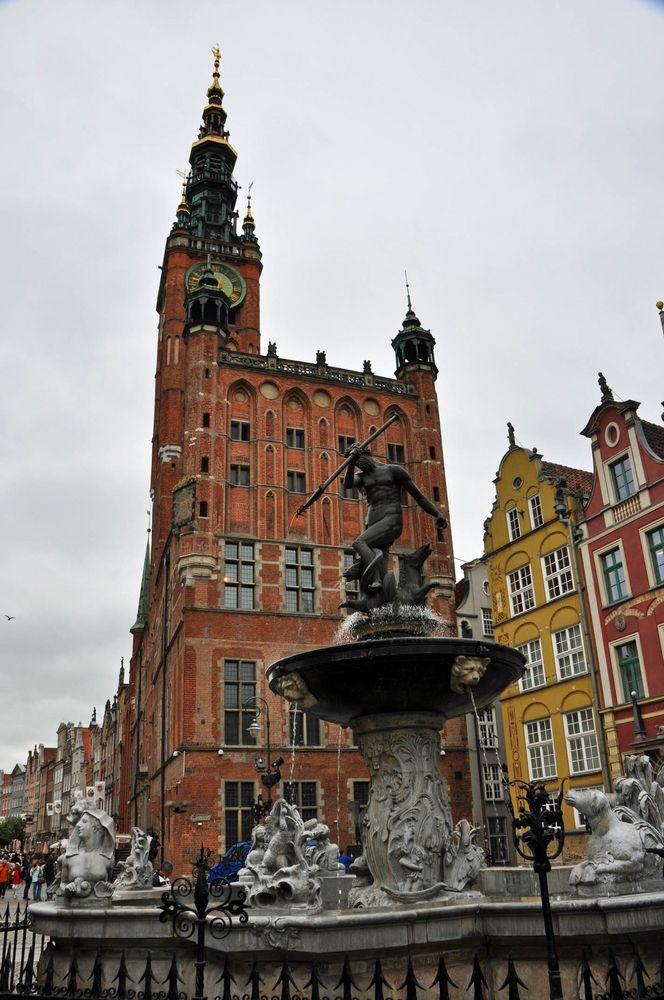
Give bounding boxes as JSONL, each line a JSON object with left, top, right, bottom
{"left": 498, "top": 957, "right": 528, "bottom": 1000}
{"left": 605, "top": 949, "right": 625, "bottom": 1000}
{"left": 396, "top": 956, "right": 425, "bottom": 1000}
{"left": 88, "top": 949, "right": 104, "bottom": 998}
{"left": 333, "top": 955, "right": 362, "bottom": 998}
{"left": 303, "top": 961, "right": 327, "bottom": 1000}
{"left": 245, "top": 960, "right": 262, "bottom": 1000}
{"left": 430, "top": 954, "right": 458, "bottom": 999}
{"left": 466, "top": 955, "right": 488, "bottom": 1000}
{"left": 580, "top": 951, "right": 598, "bottom": 1000}
{"left": 367, "top": 956, "right": 393, "bottom": 1000}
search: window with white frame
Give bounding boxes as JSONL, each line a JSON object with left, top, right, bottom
{"left": 552, "top": 623, "right": 586, "bottom": 679}
{"left": 481, "top": 607, "right": 494, "bottom": 637}
{"left": 482, "top": 762, "right": 503, "bottom": 801}
{"left": 525, "top": 718, "right": 556, "bottom": 779}
{"left": 529, "top": 494, "right": 544, "bottom": 529}
{"left": 507, "top": 565, "right": 535, "bottom": 616}
{"left": 506, "top": 507, "right": 521, "bottom": 541}
{"left": 487, "top": 815, "right": 509, "bottom": 865}
{"left": 517, "top": 637, "right": 545, "bottom": 690}
{"left": 564, "top": 708, "right": 600, "bottom": 774}
{"left": 542, "top": 546, "right": 574, "bottom": 600}
{"left": 476, "top": 707, "right": 499, "bottom": 750}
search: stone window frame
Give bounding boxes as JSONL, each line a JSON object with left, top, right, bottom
{"left": 283, "top": 780, "right": 319, "bottom": 822}
{"left": 230, "top": 419, "right": 251, "bottom": 442}
{"left": 223, "top": 540, "right": 256, "bottom": 610}
{"left": 596, "top": 542, "right": 630, "bottom": 607}
{"left": 609, "top": 453, "right": 636, "bottom": 503}
{"left": 563, "top": 707, "right": 601, "bottom": 776}
{"left": 608, "top": 635, "right": 647, "bottom": 703}
{"left": 524, "top": 717, "right": 557, "bottom": 780}
{"left": 288, "top": 706, "right": 322, "bottom": 747}
{"left": 387, "top": 442, "right": 405, "bottom": 464}
{"left": 286, "top": 470, "right": 306, "bottom": 494}
{"left": 223, "top": 659, "right": 258, "bottom": 746}
{"left": 286, "top": 427, "right": 305, "bottom": 449}
{"left": 639, "top": 518, "right": 664, "bottom": 589}
{"left": 223, "top": 779, "right": 256, "bottom": 847}
{"left": 284, "top": 546, "right": 316, "bottom": 614}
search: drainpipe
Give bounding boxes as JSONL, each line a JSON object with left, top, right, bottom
{"left": 554, "top": 489, "right": 612, "bottom": 789}
{"left": 160, "top": 552, "right": 171, "bottom": 864}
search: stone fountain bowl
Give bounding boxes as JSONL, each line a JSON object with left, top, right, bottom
{"left": 267, "top": 636, "right": 525, "bottom": 726}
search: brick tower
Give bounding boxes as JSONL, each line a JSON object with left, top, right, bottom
{"left": 125, "top": 52, "right": 466, "bottom": 872}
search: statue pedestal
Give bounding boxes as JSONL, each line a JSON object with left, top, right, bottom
{"left": 353, "top": 712, "right": 466, "bottom": 905}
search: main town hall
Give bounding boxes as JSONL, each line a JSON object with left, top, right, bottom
{"left": 119, "top": 52, "right": 464, "bottom": 869}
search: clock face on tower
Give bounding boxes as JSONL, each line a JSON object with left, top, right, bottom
{"left": 185, "top": 261, "right": 247, "bottom": 308}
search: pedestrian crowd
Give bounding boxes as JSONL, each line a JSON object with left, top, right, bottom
{"left": 0, "top": 850, "right": 59, "bottom": 902}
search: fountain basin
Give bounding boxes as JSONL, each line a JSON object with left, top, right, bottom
{"left": 267, "top": 636, "right": 525, "bottom": 726}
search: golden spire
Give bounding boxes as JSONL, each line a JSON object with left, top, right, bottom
{"left": 244, "top": 181, "right": 255, "bottom": 225}
{"left": 176, "top": 169, "right": 189, "bottom": 209}
{"left": 208, "top": 45, "right": 223, "bottom": 98}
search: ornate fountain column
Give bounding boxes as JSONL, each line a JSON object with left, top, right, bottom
{"left": 353, "top": 712, "right": 453, "bottom": 901}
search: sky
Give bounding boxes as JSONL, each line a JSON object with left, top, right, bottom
{"left": 0, "top": 0, "right": 663, "bottom": 768}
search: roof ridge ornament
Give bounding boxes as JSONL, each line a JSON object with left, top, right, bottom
{"left": 598, "top": 372, "right": 614, "bottom": 403}
{"left": 507, "top": 422, "right": 516, "bottom": 447}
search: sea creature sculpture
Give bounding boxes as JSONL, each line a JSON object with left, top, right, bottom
{"left": 566, "top": 786, "right": 661, "bottom": 885}
{"left": 242, "top": 800, "right": 322, "bottom": 911}
{"left": 113, "top": 827, "right": 154, "bottom": 890}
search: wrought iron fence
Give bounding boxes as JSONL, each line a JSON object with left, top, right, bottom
{"left": 2, "top": 938, "right": 664, "bottom": 1000}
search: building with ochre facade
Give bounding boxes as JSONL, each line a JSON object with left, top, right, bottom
{"left": 484, "top": 428, "right": 609, "bottom": 856}
{"left": 578, "top": 375, "right": 664, "bottom": 772}
{"left": 125, "top": 52, "right": 463, "bottom": 871}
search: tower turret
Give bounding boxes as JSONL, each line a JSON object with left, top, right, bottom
{"left": 391, "top": 282, "right": 438, "bottom": 380}
{"left": 184, "top": 256, "right": 231, "bottom": 336}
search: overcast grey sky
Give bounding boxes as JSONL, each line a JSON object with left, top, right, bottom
{"left": 1, "top": 0, "right": 663, "bottom": 767}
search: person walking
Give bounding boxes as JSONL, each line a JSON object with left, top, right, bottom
{"left": 21, "top": 855, "right": 31, "bottom": 900}
{"left": 0, "top": 856, "right": 10, "bottom": 899}
{"left": 29, "top": 858, "right": 43, "bottom": 901}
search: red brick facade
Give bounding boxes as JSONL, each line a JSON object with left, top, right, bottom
{"left": 122, "top": 59, "right": 469, "bottom": 874}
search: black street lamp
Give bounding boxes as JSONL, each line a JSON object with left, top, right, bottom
{"left": 504, "top": 773, "right": 566, "bottom": 1000}
{"left": 243, "top": 697, "right": 283, "bottom": 819}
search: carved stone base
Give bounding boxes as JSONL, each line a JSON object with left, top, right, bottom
{"left": 354, "top": 712, "right": 472, "bottom": 904}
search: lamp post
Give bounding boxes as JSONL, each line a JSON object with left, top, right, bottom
{"left": 243, "top": 697, "right": 283, "bottom": 819}
{"left": 504, "top": 774, "right": 566, "bottom": 1000}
